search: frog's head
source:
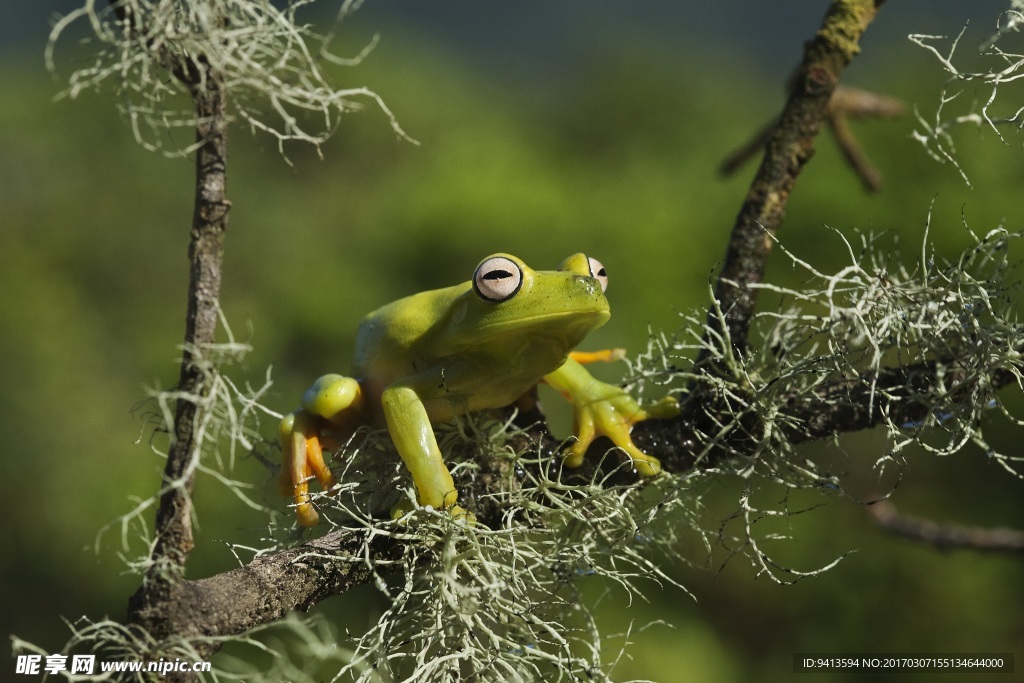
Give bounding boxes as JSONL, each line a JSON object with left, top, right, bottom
{"left": 445, "top": 253, "right": 611, "bottom": 352}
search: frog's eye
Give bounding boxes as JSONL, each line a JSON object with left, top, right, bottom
{"left": 588, "top": 257, "right": 608, "bottom": 293}
{"left": 474, "top": 256, "right": 523, "bottom": 302}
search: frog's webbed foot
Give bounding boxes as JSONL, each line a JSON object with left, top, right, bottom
{"left": 546, "top": 356, "right": 679, "bottom": 477}
{"left": 563, "top": 392, "right": 665, "bottom": 476}
{"left": 279, "top": 374, "right": 364, "bottom": 526}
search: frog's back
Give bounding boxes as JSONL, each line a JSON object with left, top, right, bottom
{"left": 351, "top": 284, "right": 464, "bottom": 381}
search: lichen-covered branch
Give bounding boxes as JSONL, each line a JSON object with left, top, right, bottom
{"left": 641, "top": 351, "right": 1023, "bottom": 473}
{"left": 129, "top": 529, "right": 382, "bottom": 644}
{"left": 94, "top": 334, "right": 1023, "bottom": 648}
{"left": 705, "top": 0, "right": 886, "bottom": 362}
{"left": 153, "top": 87, "right": 230, "bottom": 575}
{"left": 634, "top": 222, "right": 1024, "bottom": 476}
{"left": 110, "top": 219, "right": 1024, "bottom": 646}
{"left": 48, "top": 0, "right": 412, "bottom": 157}
{"left": 98, "top": 5, "right": 232, "bottom": 678}
{"left": 91, "top": 0, "right": 231, "bottom": 581}
{"left": 86, "top": 190, "right": 1023, "bottom": 683}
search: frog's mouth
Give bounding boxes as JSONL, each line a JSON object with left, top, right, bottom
{"left": 472, "top": 309, "right": 610, "bottom": 348}
{"left": 479, "top": 307, "right": 609, "bottom": 332}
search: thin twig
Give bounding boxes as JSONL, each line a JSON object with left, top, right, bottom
{"left": 719, "top": 84, "right": 904, "bottom": 192}
{"left": 868, "top": 500, "right": 1024, "bottom": 553}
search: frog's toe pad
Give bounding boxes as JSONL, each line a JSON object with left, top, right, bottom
{"left": 629, "top": 453, "right": 661, "bottom": 477}
{"left": 449, "top": 505, "right": 477, "bottom": 526}
{"left": 295, "top": 503, "right": 320, "bottom": 527}
{"left": 645, "top": 395, "right": 681, "bottom": 420}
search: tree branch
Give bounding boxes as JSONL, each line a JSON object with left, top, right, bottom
{"left": 867, "top": 500, "right": 1024, "bottom": 553}
{"left": 83, "top": 358, "right": 1024, "bottom": 680}
{"left": 642, "top": 355, "right": 1021, "bottom": 472}
{"left": 720, "top": 84, "right": 905, "bottom": 192}
{"left": 106, "top": 0, "right": 230, "bottom": 579}
{"left": 703, "top": 0, "right": 886, "bottom": 364}
{"left": 111, "top": 6, "right": 230, "bottom": 678}
{"left": 111, "top": 348, "right": 1021, "bottom": 648}
{"left": 128, "top": 530, "right": 386, "bottom": 645}
{"left": 152, "top": 86, "right": 230, "bottom": 574}
{"left": 827, "top": 86, "right": 904, "bottom": 191}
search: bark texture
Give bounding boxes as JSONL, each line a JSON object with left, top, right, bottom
{"left": 116, "top": 7, "right": 231, "bottom": 677}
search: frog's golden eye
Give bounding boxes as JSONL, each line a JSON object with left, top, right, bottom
{"left": 587, "top": 257, "right": 608, "bottom": 293}
{"left": 474, "top": 255, "right": 523, "bottom": 302}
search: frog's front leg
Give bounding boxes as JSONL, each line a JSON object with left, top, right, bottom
{"left": 544, "top": 356, "right": 673, "bottom": 476}
{"left": 280, "top": 374, "right": 365, "bottom": 526}
{"left": 380, "top": 375, "right": 472, "bottom": 523}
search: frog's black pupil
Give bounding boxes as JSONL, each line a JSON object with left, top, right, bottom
{"left": 484, "top": 269, "right": 513, "bottom": 280}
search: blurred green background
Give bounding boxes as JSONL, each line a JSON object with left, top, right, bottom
{"left": 3, "top": 2, "right": 1023, "bottom": 681}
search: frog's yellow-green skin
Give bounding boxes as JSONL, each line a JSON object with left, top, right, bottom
{"left": 279, "top": 253, "right": 675, "bottom": 526}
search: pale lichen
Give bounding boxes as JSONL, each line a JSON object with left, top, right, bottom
{"left": 46, "top": 0, "right": 413, "bottom": 159}
{"left": 910, "top": 6, "right": 1024, "bottom": 185}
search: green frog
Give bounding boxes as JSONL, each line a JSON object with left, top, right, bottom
{"left": 279, "top": 253, "right": 674, "bottom": 526}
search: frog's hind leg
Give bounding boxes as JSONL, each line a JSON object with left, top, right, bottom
{"left": 279, "top": 411, "right": 333, "bottom": 526}
{"left": 279, "top": 374, "right": 364, "bottom": 526}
